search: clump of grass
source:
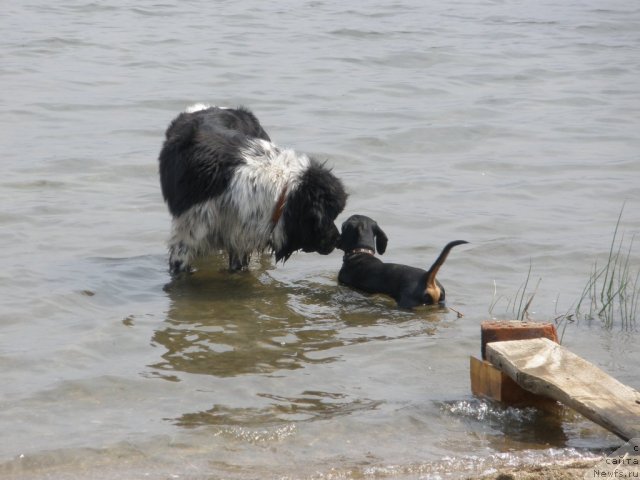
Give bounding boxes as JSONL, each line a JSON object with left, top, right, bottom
{"left": 489, "top": 260, "right": 541, "bottom": 321}
{"left": 489, "top": 207, "right": 638, "bottom": 334}
{"left": 553, "top": 298, "right": 575, "bottom": 344}
{"left": 574, "top": 207, "right": 639, "bottom": 330}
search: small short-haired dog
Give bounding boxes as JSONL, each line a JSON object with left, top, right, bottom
{"left": 337, "top": 215, "right": 467, "bottom": 309}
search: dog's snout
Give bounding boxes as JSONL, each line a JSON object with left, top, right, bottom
{"left": 302, "top": 224, "right": 339, "bottom": 255}
{"left": 320, "top": 226, "right": 340, "bottom": 254}
{"left": 312, "top": 241, "right": 336, "bottom": 255}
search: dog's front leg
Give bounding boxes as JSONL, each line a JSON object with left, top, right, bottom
{"left": 168, "top": 241, "right": 194, "bottom": 275}
{"left": 228, "top": 251, "right": 251, "bottom": 272}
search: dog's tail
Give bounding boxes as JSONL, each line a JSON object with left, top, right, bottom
{"left": 425, "top": 240, "right": 468, "bottom": 303}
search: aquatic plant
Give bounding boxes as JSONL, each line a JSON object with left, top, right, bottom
{"left": 489, "top": 206, "right": 638, "bottom": 333}
{"left": 489, "top": 260, "right": 541, "bottom": 322}
{"left": 574, "top": 207, "right": 639, "bottom": 330}
{"left": 553, "top": 301, "right": 575, "bottom": 345}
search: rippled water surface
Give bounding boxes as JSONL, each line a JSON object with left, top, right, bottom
{"left": 2, "top": 1, "right": 639, "bottom": 478}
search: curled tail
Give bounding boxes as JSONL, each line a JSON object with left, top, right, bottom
{"left": 425, "top": 240, "right": 469, "bottom": 303}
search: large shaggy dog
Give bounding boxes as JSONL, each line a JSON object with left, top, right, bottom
{"left": 159, "top": 104, "right": 347, "bottom": 274}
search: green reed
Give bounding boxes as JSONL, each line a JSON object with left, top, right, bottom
{"left": 489, "top": 207, "right": 638, "bottom": 335}
{"left": 574, "top": 207, "right": 639, "bottom": 329}
{"left": 489, "top": 260, "right": 541, "bottom": 322}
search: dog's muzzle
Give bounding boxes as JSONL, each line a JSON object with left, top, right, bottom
{"left": 308, "top": 226, "right": 340, "bottom": 255}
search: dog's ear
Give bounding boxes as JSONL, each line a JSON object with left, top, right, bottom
{"left": 373, "top": 223, "right": 388, "bottom": 255}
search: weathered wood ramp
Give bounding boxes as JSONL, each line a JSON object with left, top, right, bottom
{"left": 486, "top": 337, "right": 640, "bottom": 441}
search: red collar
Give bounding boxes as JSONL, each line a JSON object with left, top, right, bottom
{"left": 271, "top": 185, "right": 288, "bottom": 226}
{"left": 346, "top": 247, "right": 375, "bottom": 256}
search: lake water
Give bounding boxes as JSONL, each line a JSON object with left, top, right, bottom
{"left": 1, "top": 1, "right": 639, "bottom": 478}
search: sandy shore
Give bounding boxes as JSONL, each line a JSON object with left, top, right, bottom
{"left": 472, "top": 459, "right": 600, "bottom": 480}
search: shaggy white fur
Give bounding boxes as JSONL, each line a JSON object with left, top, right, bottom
{"left": 168, "top": 139, "right": 309, "bottom": 270}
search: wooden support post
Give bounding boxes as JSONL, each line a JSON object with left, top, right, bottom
{"left": 470, "top": 320, "right": 558, "bottom": 407}
{"left": 480, "top": 320, "right": 558, "bottom": 360}
{"left": 470, "top": 356, "right": 556, "bottom": 406}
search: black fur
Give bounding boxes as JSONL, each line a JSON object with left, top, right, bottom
{"left": 276, "top": 161, "right": 347, "bottom": 262}
{"left": 158, "top": 105, "right": 347, "bottom": 273}
{"left": 159, "top": 107, "right": 270, "bottom": 217}
{"left": 337, "top": 215, "right": 467, "bottom": 309}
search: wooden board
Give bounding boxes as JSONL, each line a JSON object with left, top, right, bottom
{"left": 486, "top": 337, "right": 640, "bottom": 441}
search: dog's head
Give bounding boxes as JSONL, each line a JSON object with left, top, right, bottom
{"left": 274, "top": 160, "right": 347, "bottom": 262}
{"left": 422, "top": 240, "right": 468, "bottom": 305}
{"left": 337, "top": 214, "right": 388, "bottom": 255}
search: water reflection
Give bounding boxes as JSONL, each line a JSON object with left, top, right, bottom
{"left": 151, "top": 256, "right": 444, "bottom": 427}
{"left": 152, "top": 265, "right": 337, "bottom": 378}
{"left": 152, "top": 257, "right": 442, "bottom": 379}
{"left": 175, "top": 391, "right": 382, "bottom": 428}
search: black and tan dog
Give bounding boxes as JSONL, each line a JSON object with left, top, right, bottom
{"left": 337, "top": 214, "right": 467, "bottom": 309}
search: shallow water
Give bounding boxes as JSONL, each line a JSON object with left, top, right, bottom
{"left": 1, "top": 0, "right": 639, "bottom": 478}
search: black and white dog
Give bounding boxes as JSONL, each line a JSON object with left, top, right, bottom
{"left": 159, "top": 104, "right": 347, "bottom": 274}
{"left": 337, "top": 215, "right": 467, "bottom": 308}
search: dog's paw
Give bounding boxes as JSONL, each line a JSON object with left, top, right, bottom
{"left": 169, "top": 260, "right": 195, "bottom": 276}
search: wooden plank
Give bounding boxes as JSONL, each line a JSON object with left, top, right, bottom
{"left": 486, "top": 337, "right": 640, "bottom": 441}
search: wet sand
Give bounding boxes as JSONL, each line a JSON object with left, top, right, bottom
{"left": 475, "top": 459, "right": 600, "bottom": 480}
